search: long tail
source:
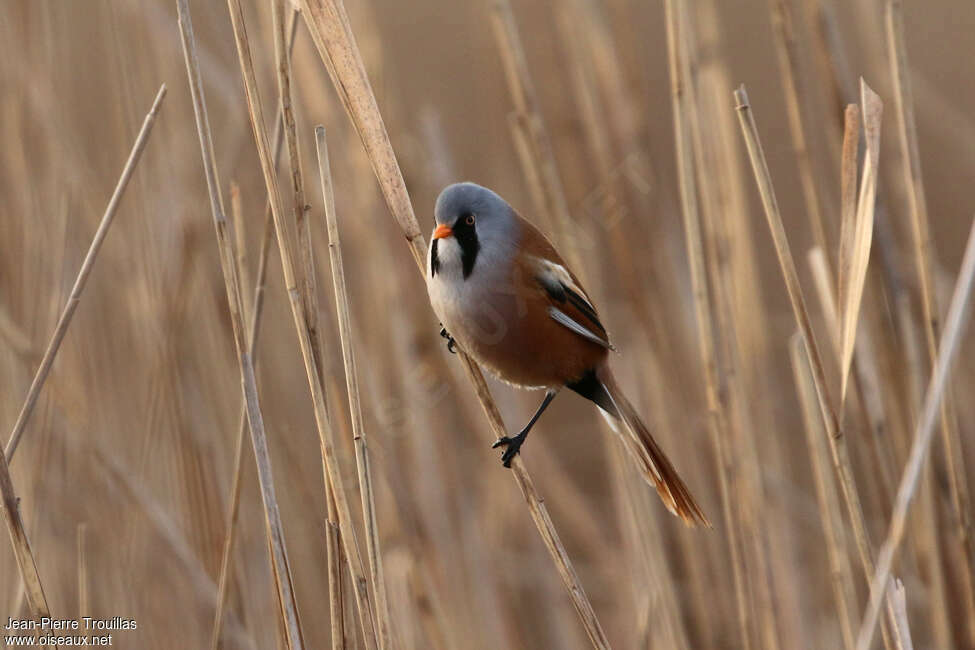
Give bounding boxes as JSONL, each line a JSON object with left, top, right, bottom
{"left": 575, "top": 367, "right": 709, "bottom": 527}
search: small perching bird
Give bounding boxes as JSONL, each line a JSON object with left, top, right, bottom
{"left": 426, "top": 182, "right": 708, "bottom": 526}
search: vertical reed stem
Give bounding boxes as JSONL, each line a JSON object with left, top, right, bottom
{"left": 177, "top": 2, "right": 305, "bottom": 645}
{"left": 316, "top": 126, "right": 394, "bottom": 650}
{"left": 224, "top": 0, "right": 380, "bottom": 646}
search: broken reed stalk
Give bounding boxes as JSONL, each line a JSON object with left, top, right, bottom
{"left": 838, "top": 83, "right": 881, "bottom": 410}
{"left": 836, "top": 104, "right": 859, "bottom": 333}
{"left": 210, "top": 10, "right": 299, "bottom": 650}
{"left": 889, "top": 580, "right": 915, "bottom": 650}
{"left": 298, "top": 1, "right": 612, "bottom": 647}
{"left": 885, "top": 0, "right": 975, "bottom": 629}
{"left": 4, "top": 84, "right": 166, "bottom": 462}
{"left": 0, "top": 83, "right": 166, "bottom": 621}
{"left": 176, "top": 3, "right": 305, "bottom": 648}
{"left": 223, "top": 0, "right": 381, "bottom": 646}
{"left": 855, "top": 213, "right": 975, "bottom": 650}
{"left": 733, "top": 85, "right": 901, "bottom": 650}
{"left": 663, "top": 2, "right": 750, "bottom": 648}
{"left": 790, "top": 333, "right": 858, "bottom": 650}
{"left": 316, "top": 126, "right": 394, "bottom": 649}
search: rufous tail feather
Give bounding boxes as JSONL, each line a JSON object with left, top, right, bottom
{"left": 597, "top": 369, "right": 710, "bottom": 527}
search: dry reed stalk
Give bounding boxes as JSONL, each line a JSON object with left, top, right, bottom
{"left": 557, "top": 1, "right": 665, "bottom": 370}
{"left": 316, "top": 126, "right": 394, "bottom": 649}
{"left": 837, "top": 104, "right": 859, "bottom": 329}
{"left": 489, "top": 0, "right": 582, "bottom": 270}
{"left": 298, "top": 2, "right": 612, "bottom": 647}
{"left": 803, "top": 0, "right": 856, "bottom": 145}
{"left": 837, "top": 82, "right": 881, "bottom": 410}
{"left": 814, "top": 105, "right": 897, "bottom": 513}
{"left": 692, "top": 15, "right": 791, "bottom": 635}
{"left": 0, "top": 84, "right": 165, "bottom": 623}
{"left": 790, "top": 333, "right": 859, "bottom": 650}
{"left": 609, "top": 441, "right": 689, "bottom": 650}
{"left": 209, "top": 9, "right": 301, "bottom": 649}
{"left": 555, "top": 13, "right": 690, "bottom": 630}
{"left": 506, "top": 110, "right": 548, "bottom": 225}
{"left": 893, "top": 290, "right": 955, "bottom": 650}
{"left": 663, "top": 2, "right": 751, "bottom": 647}
{"left": 808, "top": 248, "right": 897, "bottom": 509}
{"left": 855, "top": 213, "right": 975, "bottom": 650}
{"left": 889, "top": 580, "right": 915, "bottom": 650}
{"left": 810, "top": 248, "right": 840, "bottom": 353}
{"left": 177, "top": 3, "right": 305, "bottom": 647}
{"left": 269, "top": 4, "right": 352, "bottom": 648}
{"left": 230, "top": 181, "right": 250, "bottom": 318}
{"left": 325, "top": 517, "right": 347, "bottom": 650}
{"left": 734, "top": 85, "right": 901, "bottom": 650}
{"left": 885, "top": 2, "right": 975, "bottom": 634}
{"left": 223, "top": 1, "right": 382, "bottom": 646}
{"left": 76, "top": 522, "right": 89, "bottom": 616}
{"left": 768, "top": 0, "right": 833, "bottom": 273}
{"left": 4, "top": 84, "right": 166, "bottom": 462}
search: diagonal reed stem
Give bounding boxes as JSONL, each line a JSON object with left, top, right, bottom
{"left": 177, "top": 2, "right": 305, "bottom": 647}
{"left": 855, "top": 213, "right": 975, "bottom": 650}
{"left": 298, "top": 1, "right": 611, "bottom": 647}
{"left": 0, "top": 83, "right": 166, "bottom": 622}
{"left": 5, "top": 86, "right": 166, "bottom": 462}
{"left": 790, "top": 332, "right": 859, "bottom": 650}
{"left": 884, "top": 2, "right": 975, "bottom": 638}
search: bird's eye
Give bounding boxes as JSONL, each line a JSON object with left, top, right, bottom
{"left": 465, "top": 214, "right": 475, "bottom": 226}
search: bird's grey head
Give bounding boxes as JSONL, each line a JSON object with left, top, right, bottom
{"left": 429, "top": 182, "right": 518, "bottom": 280}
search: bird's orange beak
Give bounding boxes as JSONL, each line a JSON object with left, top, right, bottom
{"left": 433, "top": 223, "right": 453, "bottom": 240}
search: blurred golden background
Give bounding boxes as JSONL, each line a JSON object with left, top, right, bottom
{"left": 2, "top": 0, "right": 974, "bottom": 648}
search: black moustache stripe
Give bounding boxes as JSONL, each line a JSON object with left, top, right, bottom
{"left": 460, "top": 234, "right": 479, "bottom": 279}
{"left": 453, "top": 218, "right": 479, "bottom": 279}
{"left": 430, "top": 238, "right": 440, "bottom": 276}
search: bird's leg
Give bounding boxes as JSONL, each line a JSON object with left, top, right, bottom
{"left": 492, "top": 389, "right": 557, "bottom": 467}
{"left": 439, "top": 323, "right": 457, "bottom": 354}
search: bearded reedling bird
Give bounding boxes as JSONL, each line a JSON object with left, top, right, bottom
{"left": 425, "top": 182, "right": 708, "bottom": 526}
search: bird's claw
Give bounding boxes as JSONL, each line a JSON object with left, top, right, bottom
{"left": 439, "top": 324, "right": 457, "bottom": 354}
{"left": 492, "top": 434, "right": 526, "bottom": 467}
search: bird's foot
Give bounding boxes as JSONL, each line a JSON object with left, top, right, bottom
{"left": 439, "top": 324, "right": 457, "bottom": 354}
{"left": 491, "top": 431, "right": 527, "bottom": 467}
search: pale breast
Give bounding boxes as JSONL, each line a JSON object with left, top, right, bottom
{"left": 426, "top": 236, "right": 606, "bottom": 389}
{"left": 427, "top": 237, "right": 515, "bottom": 355}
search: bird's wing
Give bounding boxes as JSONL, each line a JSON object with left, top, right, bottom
{"left": 531, "top": 257, "right": 615, "bottom": 350}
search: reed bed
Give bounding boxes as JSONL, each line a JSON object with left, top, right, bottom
{"left": 2, "top": 1, "right": 975, "bottom": 648}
